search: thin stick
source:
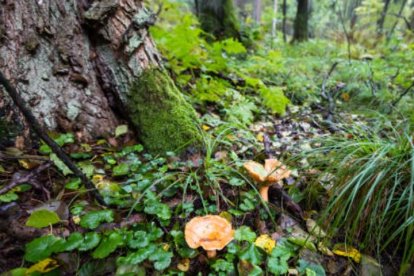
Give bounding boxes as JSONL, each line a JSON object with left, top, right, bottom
{"left": 0, "top": 71, "right": 106, "bottom": 205}
{"left": 0, "top": 162, "right": 51, "bottom": 195}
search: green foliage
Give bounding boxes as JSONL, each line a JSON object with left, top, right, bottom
{"left": 80, "top": 210, "right": 114, "bottom": 229}
{"left": 26, "top": 209, "right": 60, "bottom": 228}
{"left": 302, "top": 121, "right": 414, "bottom": 274}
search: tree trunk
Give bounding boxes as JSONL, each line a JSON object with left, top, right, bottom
{"left": 377, "top": 0, "right": 391, "bottom": 35}
{"left": 292, "top": 0, "right": 310, "bottom": 42}
{"left": 253, "top": 0, "right": 262, "bottom": 24}
{"left": 282, "top": 0, "right": 287, "bottom": 42}
{"left": 0, "top": 0, "right": 201, "bottom": 154}
{"left": 195, "top": 0, "right": 241, "bottom": 41}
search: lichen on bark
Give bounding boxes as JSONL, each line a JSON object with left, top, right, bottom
{"left": 128, "top": 68, "right": 201, "bottom": 154}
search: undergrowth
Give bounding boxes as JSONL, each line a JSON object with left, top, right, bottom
{"left": 300, "top": 120, "right": 414, "bottom": 274}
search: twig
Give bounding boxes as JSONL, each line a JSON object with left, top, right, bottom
{"left": 0, "top": 162, "right": 51, "bottom": 195}
{"left": 0, "top": 71, "right": 106, "bottom": 205}
{"left": 389, "top": 13, "right": 413, "bottom": 32}
{"left": 391, "top": 81, "right": 414, "bottom": 108}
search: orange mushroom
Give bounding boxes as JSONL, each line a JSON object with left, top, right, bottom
{"left": 184, "top": 215, "right": 234, "bottom": 258}
{"left": 243, "top": 159, "right": 291, "bottom": 202}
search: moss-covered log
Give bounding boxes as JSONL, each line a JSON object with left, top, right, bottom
{"left": 128, "top": 69, "right": 201, "bottom": 153}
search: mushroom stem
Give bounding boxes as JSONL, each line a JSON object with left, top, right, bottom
{"left": 259, "top": 186, "right": 269, "bottom": 202}
{"left": 207, "top": 250, "right": 217, "bottom": 258}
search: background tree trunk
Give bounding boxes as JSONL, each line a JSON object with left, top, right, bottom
{"left": 377, "top": 0, "right": 391, "bottom": 35}
{"left": 0, "top": 0, "right": 200, "bottom": 153}
{"left": 253, "top": 0, "right": 262, "bottom": 24}
{"left": 283, "top": 0, "right": 287, "bottom": 42}
{"left": 195, "top": 0, "right": 241, "bottom": 41}
{"left": 292, "top": 0, "right": 310, "bottom": 42}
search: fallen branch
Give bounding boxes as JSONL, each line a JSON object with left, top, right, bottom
{"left": 0, "top": 71, "right": 106, "bottom": 205}
{"left": 0, "top": 162, "right": 51, "bottom": 195}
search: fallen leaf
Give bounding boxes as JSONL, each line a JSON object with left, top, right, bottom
{"left": 177, "top": 258, "right": 190, "bottom": 272}
{"left": 26, "top": 258, "right": 59, "bottom": 274}
{"left": 306, "top": 219, "right": 327, "bottom": 238}
{"left": 333, "top": 244, "right": 361, "bottom": 263}
{"left": 254, "top": 234, "right": 276, "bottom": 254}
{"left": 202, "top": 124, "right": 211, "bottom": 131}
{"left": 115, "top": 124, "right": 128, "bottom": 137}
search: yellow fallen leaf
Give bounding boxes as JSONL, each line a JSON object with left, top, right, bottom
{"left": 162, "top": 243, "right": 170, "bottom": 251}
{"left": 333, "top": 244, "right": 361, "bottom": 263}
{"left": 341, "top": 93, "right": 350, "bottom": 102}
{"left": 177, "top": 258, "right": 190, "bottom": 272}
{"left": 18, "top": 159, "right": 38, "bottom": 169}
{"left": 72, "top": 215, "right": 81, "bottom": 224}
{"left": 202, "top": 124, "right": 211, "bottom": 131}
{"left": 92, "top": 174, "right": 104, "bottom": 184}
{"left": 256, "top": 132, "right": 264, "bottom": 142}
{"left": 26, "top": 258, "right": 59, "bottom": 274}
{"left": 254, "top": 234, "right": 276, "bottom": 254}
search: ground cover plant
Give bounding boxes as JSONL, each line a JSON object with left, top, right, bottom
{"left": 0, "top": 0, "right": 414, "bottom": 275}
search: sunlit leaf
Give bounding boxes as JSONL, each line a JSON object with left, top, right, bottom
{"left": 26, "top": 209, "right": 60, "bottom": 228}
{"left": 26, "top": 258, "right": 59, "bottom": 274}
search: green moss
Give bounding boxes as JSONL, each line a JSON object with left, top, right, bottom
{"left": 128, "top": 68, "right": 202, "bottom": 154}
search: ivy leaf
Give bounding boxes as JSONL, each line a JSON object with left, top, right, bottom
{"left": 65, "top": 178, "right": 81, "bottom": 190}
{"left": 297, "top": 259, "right": 326, "bottom": 276}
{"left": 235, "top": 226, "right": 257, "bottom": 242}
{"left": 80, "top": 210, "right": 114, "bottom": 229}
{"left": 113, "top": 163, "right": 130, "bottom": 176}
{"left": 92, "top": 232, "right": 124, "bottom": 259}
{"left": 26, "top": 209, "right": 60, "bottom": 228}
{"left": 78, "top": 232, "right": 101, "bottom": 251}
{"left": 170, "top": 230, "right": 197, "bottom": 258}
{"left": 238, "top": 244, "right": 264, "bottom": 265}
{"left": 144, "top": 199, "right": 171, "bottom": 221}
{"left": 149, "top": 248, "right": 173, "bottom": 271}
{"left": 127, "top": 231, "right": 149, "bottom": 249}
{"left": 267, "top": 241, "right": 296, "bottom": 275}
{"left": 117, "top": 245, "right": 156, "bottom": 265}
{"left": 24, "top": 235, "right": 61, "bottom": 262}
{"left": 212, "top": 259, "right": 235, "bottom": 273}
{"left": 59, "top": 232, "right": 83, "bottom": 252}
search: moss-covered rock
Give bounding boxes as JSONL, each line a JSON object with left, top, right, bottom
{"left": 128, "top": 68, "right": 202, "bottom": 154}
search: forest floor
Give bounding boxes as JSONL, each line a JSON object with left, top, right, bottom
{"left": 0, "top": 102, "right": 393, "bottom": 276}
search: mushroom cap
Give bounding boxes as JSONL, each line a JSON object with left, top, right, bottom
{"left": 185, "top": 215, "right": 234, "bottom": 251}
{"left": 264, "top": 159, "right": 291, "bottom": 183}
{"left": 243, "top": 161, "right": 267, "bottom": 182}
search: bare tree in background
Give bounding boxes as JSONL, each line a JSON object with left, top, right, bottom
{"left": 292, "top": 0, "right": 310, "bottom": 42}
{"left": 253, "top": 0, "right": 262, "bottom": 24}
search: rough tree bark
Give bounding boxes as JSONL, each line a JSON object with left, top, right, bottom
{"left": 0, "top": 0, "right": 201, "bottom": 154}
{"left": 292, "top": 0, "right": 310, "bottom": 42}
